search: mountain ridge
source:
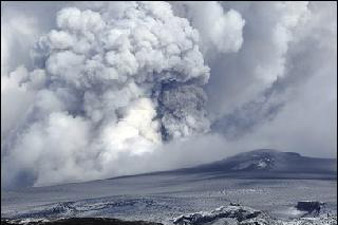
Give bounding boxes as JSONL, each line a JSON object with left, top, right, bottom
{"left": 105, "top": 149, "right": 337, "bottom": 181}
{"left": 172, "top": 149, "right": 337, "bottom": 176}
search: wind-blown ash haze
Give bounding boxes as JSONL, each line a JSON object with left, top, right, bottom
{"left": 1, "top": 1, "right": 337, "bottom": 189}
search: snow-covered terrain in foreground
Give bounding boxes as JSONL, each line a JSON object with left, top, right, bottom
{"left": 2, "top": 203, "right": 337, "bottom": 225}
{"left": 2, "top": 150, "right": 337, "bottom": 224}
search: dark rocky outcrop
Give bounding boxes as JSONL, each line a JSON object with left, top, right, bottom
{"left": 296, "top": 201, "right": 323, "bottom": 216}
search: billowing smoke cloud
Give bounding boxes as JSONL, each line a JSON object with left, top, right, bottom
{"left": 2, "top": 1, "right": 210, "bottom": 187}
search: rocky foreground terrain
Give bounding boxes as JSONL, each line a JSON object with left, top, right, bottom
{"left": 172, "top": 203, "right": 337, "bottom": 225}
{"left": 2, "top": 203, "right": 337, "bottom": 225}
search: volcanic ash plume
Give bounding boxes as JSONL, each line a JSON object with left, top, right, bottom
{"left": 2, "top": 2, "right": 210, "bottom": 187}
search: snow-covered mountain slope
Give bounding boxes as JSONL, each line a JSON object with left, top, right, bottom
{"left": 166, "top": 149, "right": 337, "bottom": 179}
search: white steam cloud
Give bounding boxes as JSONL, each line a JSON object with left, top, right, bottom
{"left": 2, "top": 1, "right": 211, "bottom": 187}
{"left": 171, "top": 1, "right": 245, "bottom": 56}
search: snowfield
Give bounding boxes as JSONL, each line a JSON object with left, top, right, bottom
{"left": 1, "top": 177, "right": 336, "bottom": 224}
